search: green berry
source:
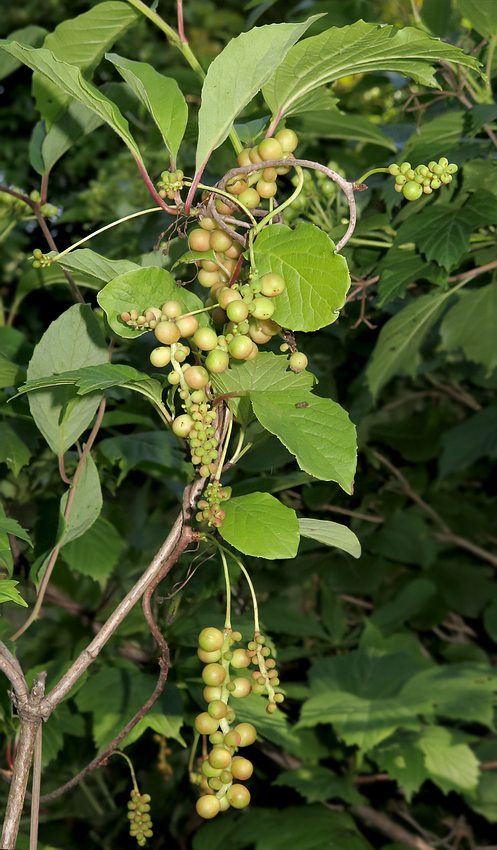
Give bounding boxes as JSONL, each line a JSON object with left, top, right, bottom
{"left": 402, "top": 181, "right": 423, "bottom": 201}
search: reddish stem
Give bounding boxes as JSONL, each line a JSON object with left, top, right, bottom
{"left": 134, "top": 156, "right": 179, "bottom": 215}
{"left": 177, "top": 0, "right": 187, "bottom": 44}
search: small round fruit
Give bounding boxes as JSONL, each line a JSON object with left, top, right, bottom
{"left": 223, "top": 730, "right": 241, "bottom": 748}
{"left": 199, "top": 628, "right": 224, "bottom": 652}
{"left": 230, "top": 677, "right": 252, "bottom": 699}
{"left": 258, "top": 137, "right": 284, "bottom": 161}
{"left": 226, "top": 300, "right": 249, "bottom": 323}
{"left": 248, "top": 321, "right": 272, "bottom": 344}
{"left": 200, "top": 216, "right": 217, "bottom": 231}
{"left": 189, "top": 228, "right": 211, "bottom": 252}
{"left": 227, "top": 178, "right": 249, "bottom": 195}
{"left": 155, "top": 321, "right": 181, "bottom": 345}
{"left": 289, "top": 352, "right": 308, "bottom": 371}
{"left": 207, "top": 700, "right": 228, "bottom": 720}
{"left": 275, "top": 152, "right": 294, "bottom": 175}
{"left": 231, "top": 757, "right": 253, "bottom": 780}
{"left": 230, "top": 648, "right": 250, "bottom": 669}
{"left": 196, "top": 795, "right": 220, "bottom": 819}
{"left": 237, "top": 188, "right": 260, "bottom": 209}
{"left": 210, "top": 229, "right": 233, "bottom": 253}
{"left": 150, "top": 347, "right": 171, "bottom": 368}
{"left": 209, "top": 731, "right": 224, "bottom": 745}
{"left": 205, "top": 349, "right": 230, "bottom": 374}
{"left": 249, "top": 297, "right": 275, "bottom": 320}
{"left": 227, "top": 784, "right": 251, "bottom": 809}
{"left": 260, "top": 272, "right": 285, "bottom": 297}
{"left": 245, "top": 342, "right": 258, "bottom": 360}
{"left": 176, "top": 315, "right": 199, "bottom": 338}
{"left": 402, "top": 181, "right": 423, "bottom": 201}
{"left": 234, "top": 722, "right": 257, "bottom": 746}
{"left": 209, "top": 747, "right": 232, "bottom": 769}
{"left": 198, "top": 269, "right": 221, "bottom": 288}
{"left": 198, "top": 648, "right": 221, "bottom": 663}
{"left": 275, "top": 128, "right": 298, "bottom": 152}
{"left": 228, "top": 336, "right": 254, "bottom": 360}
{"left": 203, "top": 686, "right": 222, "bottom": 702}
{"left": 249, "top": 146, "right": 262, "bottom": 164}
{"left": 162, "top": 300, "right": 182, "bottom": 319}
{"left": 218, "top": 288, "right": 243, "bottom": 310}
{"left": 195, "top": 712, "right": 219, "bottom": 735}
{"left": 225, "top": 241, "right": 243, "bottom": 259}
{"left": 184, "top": 366, "right": 209, "bottom": 389}
{"left": 202, "top": 663, "right": 226, "bottom": 686}
{"left": 257, "top": 179, "right": 277, "bottom": 199}
{"left": 237, "top": 149, "right": 252, "bottom": 167}
{"left": 193, "top": 327, "right": 218, "bottom": 351}
{"left": 172, "top": 414, "right": 194, "bottom": 438}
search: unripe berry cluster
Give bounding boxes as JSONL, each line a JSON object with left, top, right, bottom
{"left": 232, "top": 128, "right": 298, "bottom": 209}
{"left": 31, "top": 248, "right": 52, "bottom": 269}
{"left": 389, "top": 157, "right": 458, "bottom": 200}
{"left": 195, "top": 481, "right": 231, "bottom": 528}
{"left": 172, "top": 394, "right": 220, "bottom": 478}
{"left": 127, "top": 790, "right": 153, "bottom": 846}
{"left": 157, "top": 169, "right": 185, "bottom": 200}
{"left": 192, "top": 626, "right": 283, "bottom": 819}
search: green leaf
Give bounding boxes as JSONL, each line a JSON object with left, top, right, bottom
{"left": 253, "top": 223, "right": 350, "bottom": 332}
{"left": 371, "top": 578, "right": 437, "bottom": 634}
{"left": 219, "top": 492, "right": 299, "bottom": 559}
{"left": 26, "top": 304, "right": 108, "bottom": 455}
{"left": 59, "top": 454, "right": 102, "bottom": 547}
{"left": 298, "top": 518, "right": 361, "bottom": 559}
{"left": 262, "top": 22, "right": 482, "bottom": 122}
{"left": 370, "top": 513, "right": 436, "bottom": 568}
{"left": 0, "top": 25, "right": 47, "bottom": 79}
{"left": 273, "top": 766, "right": 365, "bottom": 805}
{"left": 394, "top": 206, "right": 475, "bottom": 272}
{"left": 440, "top": 282, "right": 497, "bottom": 376}
{"left": 371, "top": 731, "right": 429, "bottom": 801}
{"left": 0, "top": 42, "right": 143, "bottom": 164}
{"left": 106, "top": 53, "right": 187, "bottom": 161}
{"left": 56, "top": 248, "right": 139, "bottom": 283}
{"left": 296, "top": 110, "right": 397, "bottom": 152}
{"left": 251, "top": 390, "right": 357, "bottom": 492}
{"left": 98, "top": 431, "right": 183, "bottom": 484}
{"left": 366, "top": 289, "right": 452, "bottom": 398}
{"left": 18, "top": 363, "right": 158, "bottom": 397}
{"left": 35, "top": 101, "right": 104, "bottom": 176}
{"left": 0, "top": 580, "right": 28, "bottom": 608}
{"left": 376, "top": 249, "right": 445, "bottom": 306}
{"left": 195, "top": 16, "right": 319, "bottom": 171}
{"left": 0, "top": 355, "right": 23, "bottom": 389}
{"left": 97, "top": 266, "right": 208, "bottom": 339}
{"left": 0, "top": 517, "right": 32, "bottom": 545}
{"left": 457, "top": 0, "right": 497, "bottom": 38}
{"left": 61, "top": 516, "right": 124, "bottom": 584}
{"left": 400, "top": 663, "right": 497, "bottom": 727}
{"left": 416, "top": 725, "right": 480, "bottom": 794}
{"left": 230, "top": 692, "right": 306, "bottom": 758}
{"left": 465, "top": 771, "right": 497, "bottom": 822}
{"left": 439, "top": 405, "right": 497, "bottom": 475}
{"left": 32, "top": 1, "right": 139, "bottom": 127}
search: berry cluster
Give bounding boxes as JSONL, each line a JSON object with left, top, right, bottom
{"left": 192, "top": 626, "right": 283, "bottom": 819}
{"left": 32, "top": 248, "right": 52, "bottom": 269}
{"left": 195, "top": 481, "right": 231, "bottom": 527}
{"left": 127, "top": 790, "right": 153, "bottom": 846}
{"left": 158, "top": 169, "right": 185, "bottom": 200}
{"left": 173, "top": 394, "right": 220, "bottom": 478}
{"left": 231, "top": 127, "right": 298, "bottom": 208}
{"left": 389, "top": 158, "right": 458, "bottom": 200}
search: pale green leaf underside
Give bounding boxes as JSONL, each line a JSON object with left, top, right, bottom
{"left": 440, "top": 282, "right": 497, "bottom": 376}
{"left": 106, "top": 53, "right": 188, "bottom": 160}
{"left": 457, "top": 0, "right": 497, "bottom": 39}
{"left": 195, "top": 16, "right": 320, "bottom": 171}
{"left": 220, "top": 492, "right": 300, "bottom": 559}
{"left": 0, "top": 42, "right": 143, "bottom": 162}
{"left": 252, "top": 390, "right": 357, "bottom": 493}
{"left": 0, "top": 25, "right": 47, "bottom": 79}
{"left": 97, "top": 266, "right": 208, "bottom": 339}
{"left": 32, "top": 1, "right": 139, "bottom": 126}
{"left": 366, "top": 290, "right": 452, "bottom": 398}
{"left": 263, "top": 21, "right": 483, "bottom": 122}
{"left": 56, "top": 248, "right": 140, "bottom": 283}
{"left": 253, "top": 223, "right": 350, "bottom": 332}
{"left": 299, "top": 518, "right": 361, "bottom": 558}
{"left": 17, "top": 363, "right": 155, "bottom": 396}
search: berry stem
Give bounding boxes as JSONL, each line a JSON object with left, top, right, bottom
{"left": 252, "top": 165, "right": 305, "bottom": 236}
{"left": 109, "top": 750, "right": 139, "bottom": 795}
{"left": 50, "top": 208, "right": 160, "bottom": 264}
{"left": 355, "top": 167, "right": 390, "bottom": 186}
{"left": 220, "top": 549, "right": 232, "bottom": 631}
{"left": 195, "top": 183, "right": 257, "bottom": 226}
{"left": 215, "top": 411, "right": 232, "bottom": 481}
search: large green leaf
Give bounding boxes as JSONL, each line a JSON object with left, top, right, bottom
{"left": 57, "top": 248, "right": 139, "bottom": 284}
{"left": 59, "top": 454, "right": 102, "bottom": 547}
{"left": 61, "top": 516, "right": 125, "bottom": 584}
{"left": 0, "top": 25, "right": 47, "bottom": 79}
{"left": 98, "top": 431, "right": 183, "bottom": 485}
{"left": 32, "top": 1, "right": 139, "bottom": 126}
{"left": 251, "top": 389, "right": 357, "bottom": 492}
{"left": 26, "top": 304, "right": 108, "bottom": 455}
{"left": 371, "top": 731, "right": 430, "bottom": 801}
{"left": 296, "top": 110, "right": 397, "bottom": 152}
{"left": 31, "top": 101, "right": 104, "bottom": 176}
{"left": 0, "top": 356, "right": 23, "bottom": 389}
{"left": 0, "top": 41, "right": 143, "bottom": 164}
{"left": 366, "top": 289, "right": 452, "bottom": 398}
{"left": 400, "top": 663, "right": 497, "bottom": 727}
{"left": 376, "top": 248, "right": 446, "bottom": 306}
{"left": 253, "top": 223, "right": 350, "bottom": 332}
{"left": 298, "top": 518, "right": 361, "bottom": 558}
{"left": 416, "top": 726, "right": 480, "bottom": 794}
{"left": 195, "top": 17, "right": 319, "bottom": 171}
{"left": 273, "top": 766, "right": 365, "bottom": 805}
{"left": 262, "top": 22, "right": 482, "bottom": 122}
{"left": 17, "top": 363, "right": 159, "bottom": 397}
{"left": 457, "top": 0, "right": 497, "bottom": 38}
{"left": 97, "top": 267, "right": 208, "bottom": 339}
{"left": 439, "top": 405, "right": 497, "bottom": 476}
{"left": 0, "top": 423, "right": 32, "bottom": 478}
{"left": 220, "top": 492, "right": 300, "bottom": 559}
{"left": 106, "top": 53, "right": 187, "bottom": 161}
{"left": 440, "top": 282, "right": 497, "bottom": 375}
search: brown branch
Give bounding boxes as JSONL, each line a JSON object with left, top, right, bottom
{"left": 0, "top": 642, "right": 29, "bottom": 704}
{"left": 350, "top": 805, "right": 436, "bottom": 850}
{"left": 432, "top": 532, "right": 497, "bottom": 569}
{"left": 321, "top": 503, "right": 384, "bottom": 524}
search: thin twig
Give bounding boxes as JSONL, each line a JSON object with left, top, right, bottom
{"left": 321, "top": 503, "right": 384, "bottom": 523}
{"left": 29, "top": 727, "right": 42, "bottom": 850}
{"left": 0, "top": 642, "right": 29, "bottom": 704}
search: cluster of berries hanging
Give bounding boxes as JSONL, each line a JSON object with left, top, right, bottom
{"left": 157, "top": 169, "right": 185, "bottom": 200}
{"left": 195, "top": 481, "right": 232, "bottom": 528}
{"left": 192, "top": 626, "right": 283, "bottom": 819}
{"left": 389, "top": 157, "right": 458, "bottom": 200}
{"left": 127, "top": 789, "right": 153, "bottom": 846}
